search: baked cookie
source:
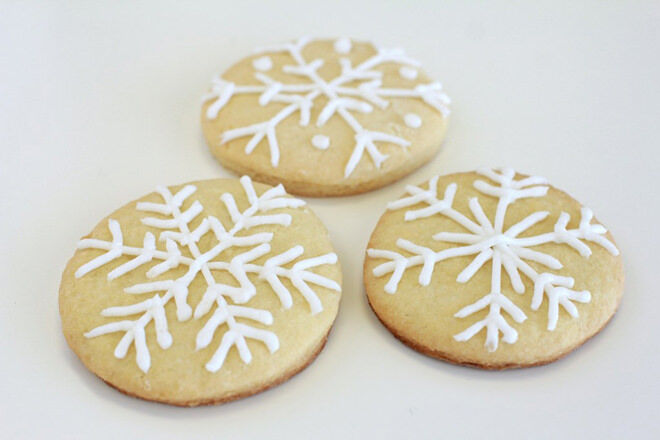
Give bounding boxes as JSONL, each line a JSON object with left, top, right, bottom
{"left": 201, "top": 37, "right": 450, "bottom": 197}
{"left": 60, "top": 176, "right": 342, "bottom": 406}
{"left": 364, "top": 168, "right": 623, "bottom": 368}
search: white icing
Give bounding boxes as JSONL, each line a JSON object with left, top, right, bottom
{"left": 404, "top": 113, "right": 422, "bottom": 128}
{"left": 78, "top": 176, "right": 340, "bottom": 373}
{"left": 399, "top": 66, "right": 418, "bottom": 80}
{"left": 252, "top": 56, "right": 273, "bottom": 71}
{"left": 203, "top": 36, "right": 451, "bottom": 178}
{"left": 311, "top": 134, "right": 330, "bottom": 150}
{"left": 367, "top": 167, "right": 618, "bottom": 351}
{"left": 333, "top": 37, "right": 352, "bottom": 54}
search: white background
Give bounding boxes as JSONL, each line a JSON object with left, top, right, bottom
{"left": 1, "top": 1, "right": 659, "bottom": 438}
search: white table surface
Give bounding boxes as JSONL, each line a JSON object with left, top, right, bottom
{"left": 2, "top": 1, "right": 659, "bottom": 438}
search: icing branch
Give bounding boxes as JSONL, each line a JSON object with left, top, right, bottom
{"left": 368, "top": 237, "right": 501, "bottom": 293}
{"left": 219, "top": 176, "right": 306, "bottom": 231}
{"left": 532, "top": 273, "right": 590, "bottom": 331}
{"left": 344, "top": 130, "right": 410, "bottom": 178}
{"left": 194, "top": 247, "right": 339, "bottom": 371}
{"left": 496, "top": 246, "right": 592, "bottom": 331}
{"left": 196, "top": 295, "right": 279, "bottom": 373}
{"left": 202, "top": 79, "right": 240, "bottom": 119}
{"left": 552, "top": 208, "right": 619, "bottom": 256}
{"left": 253, "top": 246, "right": 339, "bottom": 314}
{"left": 85, "top": 293, "right": 173, "bottom": 373}
{"left": 221, "top": 110, "right": 293, "bottom": 167}
{"left": 413, "top": 83, "right": 451, "bottom": 116}
{"left": 386, "top": 177, "right": 481, "bottom": 232}
{"left": 198, "top": 245, "right": 340, "bottom": 312}
{"left": 202, "top": 74, "right": 315, "bottom": 119}
{"left": 476, "top": 167, "right": 549, "bottom": 192}
{"left": 76, "top": 220, "right": 194, "bottom": 279}
{"left": 368, "top": 241, "right": 437, "bottom": 294}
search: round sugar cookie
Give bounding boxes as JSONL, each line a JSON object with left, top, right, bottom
{"left": 59, "top": 176, "right": 342, "bottom": 406}
{"left": 364, "top": 168, "right": 623, "bottom": 369}
{"left": 201, "top": 37, "right": 450, "bottom": 197}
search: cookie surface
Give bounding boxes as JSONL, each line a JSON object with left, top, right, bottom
{"left": 59, "top": 177, "right": 342, "bottom": 406}
{"left": 364, "top": 168, "right": 623, "bottom": 368}
{"left": 201, "top": 37, "right": 450, "bottom": 197}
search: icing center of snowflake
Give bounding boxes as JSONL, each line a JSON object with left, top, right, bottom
{"left": 482, "top": 233, "right": 508, "bottom": 246}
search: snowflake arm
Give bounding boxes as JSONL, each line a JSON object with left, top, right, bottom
{"left": 196, "top": 245, "right": 340, "bottom": 314}
{"left": 84, "top": 294, "right": 173, "bottom": 373}
{"left": 367, "top": 180, "right": 496, "bottom": 293}
{"left": 254, "top": 245, "right": 340, "bottom": 314}
{"left": 220, "top": 95, "right": 317, "bottom": 167}
{"left": 550, "top": 208, "right": 619, "bottom": 257}
{"left": 194, "top": 243, "right": 338, "bottom": 371}
{"left": 368, "top": 234, "right": 503, "bottom": 294}
{"left": 386, "top": 177, "right": 481, "bottom": 231}
{"left": 453, "top": 251, "right": 527, "bottom": 352}
{"left": 202, "top": 74, "right": 316, "bottom": 119}
{"left": 196, "top": 294, "right": 278, "bottom": 373}
{"left": 75, "top": 220, "right": 193, "bottom": 280}
{"left": 344, "top": 129, "right": 410, "bottom": 178}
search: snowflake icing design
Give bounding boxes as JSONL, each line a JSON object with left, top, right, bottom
{"left": 76, "top": 176, "right": 340, "bottom": 373}
{"left": 203, "top": 37, "right": 450, "bottom": 178}
{"left": 367, "top": 168, "right": 619, "bottom": 351}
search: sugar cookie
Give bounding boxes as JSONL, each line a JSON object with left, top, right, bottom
{"left": 365, "top": 168, "right": 623, "bottom": 368}
{"left": 60, "top": 177, "right": 342, "bottom": 405}
{"left": 201, "top": 37, "right": 450, "bottom": 197}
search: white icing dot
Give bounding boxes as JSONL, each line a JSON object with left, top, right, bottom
{"left": 404, "top": 113, "right": 422, "bottom": 128}
{"left": 252, "top": 56, "right": 273, "bottom": 71}
{"left": 399, "top": 66, "right": 418, "bottom": 80}
{"left": 312, "top": 134, "right": 330, "bottom": 150}
{"left": 333, "top": 38, "right": 352, "bottom": 54}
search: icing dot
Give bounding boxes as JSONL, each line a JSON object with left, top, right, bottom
{"left": 404, "top": 113, "right": 422, "bottom": 128}
{"left": 399, "top": 66, "right": 418, "bottom": 80}
{"left": 252, "top": 56, "right": 273, "bottom": 71}
{"left": 312, "top": 134, "right": 330, "bottom": 150}
{"left": 333, "top": 38, "right": 352, "bottom": 54}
